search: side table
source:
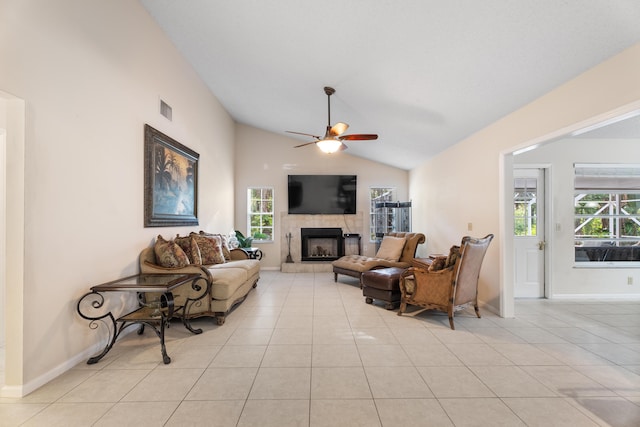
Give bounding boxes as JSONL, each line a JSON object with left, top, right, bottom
{"left": 241, "top": 247, "right": 263, "bottom": 260}
{"left": 77, "top": 273, "right": 208, "bottom": 364}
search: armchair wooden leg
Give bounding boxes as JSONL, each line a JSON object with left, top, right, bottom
{"left": 397, "top": 301, "right": 407, "bottom": 316}
{"left": 448, "top": 307, "right": 455, "bottom": 330}
{"left": 334, "top": 273, "right": 338, "bottom": 282}
{"left": 474, "top": 303, "right": 481, "bottom": 318}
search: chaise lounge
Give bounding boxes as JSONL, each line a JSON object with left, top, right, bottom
{"left": 332, "top": 232, "right": 425, "bottom": 284}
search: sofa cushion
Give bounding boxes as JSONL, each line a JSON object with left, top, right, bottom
{"left": 175, "top": 235, "right": 202, "bottom": 265}
{"left": 209, "top": 259, "right": 260, "bottom": 277}
{"left": 154, "top": 235, "right": 190, "bottom": 268}
{"left": 209, "top": 267, "right": 248, "bottom": 300}
{"left": 375, "top": 236, "right": 407, "bottom": 261}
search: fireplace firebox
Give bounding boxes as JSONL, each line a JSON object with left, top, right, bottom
{"left": 301, "top": 228, "right": 343, "bottom": 261}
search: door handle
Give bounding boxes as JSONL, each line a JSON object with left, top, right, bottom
{"left": 538, "top": 241, "right": 546, "bottom": 250}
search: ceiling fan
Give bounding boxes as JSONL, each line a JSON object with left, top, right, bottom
{"left": 286, "top": 86, "right": 378, "bottom": 153}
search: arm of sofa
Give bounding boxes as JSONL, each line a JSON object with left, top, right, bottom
{"left": 139, "top": 247, "right": 214, "bottom": 304}
{"left": 229, "top": 248, "right": 249, "bottom": 261}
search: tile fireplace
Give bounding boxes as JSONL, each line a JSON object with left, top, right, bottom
{"left": 280, "top": 212, "right": 364, "bottom": 273}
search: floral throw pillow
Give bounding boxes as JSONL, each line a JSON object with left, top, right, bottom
{"left": 191, "top": 233, "right": 225, "bottom": 265}
{"left": 428, "top": 256, "right": 447, "bottom": 271}
{"left": 154, "top": 235, "right": 190, "bottom": 268}
{"left": 175, "top": 235, "right": 202, "bottom": 265}
{"left": 200, "top": 231, "right": 231, "bottom": 260}
{"left": 427, "top": 245, "right": 461, "bottom": 272}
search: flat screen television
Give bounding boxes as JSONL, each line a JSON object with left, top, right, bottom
{"left": 288, "top": 175, "right": 357, "bottom": 214}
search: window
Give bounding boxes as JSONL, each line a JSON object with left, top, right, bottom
{"left": 370, "top": 187, "right": 395, "bottom": 241}
{"left": 574, "top": 164, "right": 640, "bottom": 264}
{"left": 514, "top": 177, "right": 537, "bottom": 236}
{"left": 247, "top": 187, "right": 274, "bottom": 242}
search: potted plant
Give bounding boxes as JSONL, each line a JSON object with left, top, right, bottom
{"left": 234, "top": 230, "right": 254, "bottom": 248}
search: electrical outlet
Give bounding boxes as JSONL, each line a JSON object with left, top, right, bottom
{"left": 467, "top": 222, "right": 473, "bottom": 231}
{"left": 628, "top": 276, "right": 633, "bottom": 285}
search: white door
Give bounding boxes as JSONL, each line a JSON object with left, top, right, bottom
{"left": 514, "top": 168, "right": 545, "bottom": 298}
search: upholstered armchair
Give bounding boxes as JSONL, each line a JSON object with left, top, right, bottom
{"left": 398, "top": 234, "right": 493, "bottom": 329}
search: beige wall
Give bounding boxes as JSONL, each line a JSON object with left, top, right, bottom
{"left": 515, "top": 138, "right": 640, "bottom": 296}
{"left": 410, "top": 43, "right": 640, "bottom": 314}
{"left": 0, "top": 0, "right": 235, "bottom": 395}
{"left": 234, "top": 124, "right": 409, "bottom": 269}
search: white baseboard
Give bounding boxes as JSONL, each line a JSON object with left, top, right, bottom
{"left": 0, "top": 328, "right": 137, "bottom": 398}
{"left": 0, "top": 341, "right": 103, "bottom": 398}
{"left": 478, "top": 300, "right": 500, "bottom": 316}
{"left": 551, "top": 293, "right": 640, "bottom": 300}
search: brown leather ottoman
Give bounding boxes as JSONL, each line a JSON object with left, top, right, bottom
{"left": 361, "top": 267, "right": 406, "bottom": 310}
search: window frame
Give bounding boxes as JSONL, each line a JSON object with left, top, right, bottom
{"left": 514, "top": 176, "right": 538, "bottom": 237}
{"left": 369, "top": 187, "right": 395, "bottom": 242}
{"left": 247, "top": 186, "right": 274, "bottom": 243}
{"left": 574, "top": 164, "right": 640, "bottom": 266}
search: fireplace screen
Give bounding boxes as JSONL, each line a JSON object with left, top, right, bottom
{"left": 301, "top": 228, "right": 343, "bottom": 261}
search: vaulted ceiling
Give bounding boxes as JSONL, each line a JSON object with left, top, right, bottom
{"left": 140, "top": 1, "right": 640, "bottom": 170}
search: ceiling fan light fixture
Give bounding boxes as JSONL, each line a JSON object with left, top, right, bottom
{"left": 316, "top": 138, "right": 342, "bottom": 153}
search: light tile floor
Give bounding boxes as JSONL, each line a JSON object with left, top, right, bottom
{"left": 2, "top": 270, "right": 640, "bottom": 426}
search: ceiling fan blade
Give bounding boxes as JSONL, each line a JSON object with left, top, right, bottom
{"left": 339, "top": 134, "right": 378, "bottom": 141}
{"left": 329, "top": 122, "right": 349, "bottom": 136}
{"left": 286, "top": 130, "right": 322, "bottom": 139}
{"left": 293, "top": 141, "right": 318, "bottom": 148}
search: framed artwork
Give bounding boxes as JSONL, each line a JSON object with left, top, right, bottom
{"left": 144, "top": 124, "right": 199, "bottom": 227}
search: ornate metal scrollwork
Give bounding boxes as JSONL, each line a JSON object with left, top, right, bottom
{"left": 77, "top": 291, "right": 119, "bottom": 364}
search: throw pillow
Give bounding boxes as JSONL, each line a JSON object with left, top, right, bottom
{"left": 428, "top": 256, "right": 448, "bottom": 271}
{"left": 154, "top": 235, "right": 189, "bottom": 268}
{"left": 175, "top": 235, "right": 202, "bottom": 265}
{"left": 200, "top": 231, "right": 231, "bottom": 260}
{"left": 445, "top": 245, "right": 461, "bottom": 268}
{"left": 191, "top": 233, "right": 225, "bottom": 265}
{"left": 375, "top": 236, "right": 406, "bottom": 261}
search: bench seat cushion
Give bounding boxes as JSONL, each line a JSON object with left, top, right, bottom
{"left": 209, "top": 259, "right": 260, "bottom": 277}
{"left": 209, "top": 267, "right": 249, "bottom": 300}
{"left": 332, "top": 255, "right": 411, "bottom": 273}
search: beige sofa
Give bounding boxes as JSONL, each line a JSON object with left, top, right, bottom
{"left": 332, "top": 232, "right": 426, "bottom": 283}
{"left": 140, "top": 246, "right": 259, "bottom": 325}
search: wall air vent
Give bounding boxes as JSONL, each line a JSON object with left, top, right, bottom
{"left": 160, "top": 99, "right": 172, "bottom": 121}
